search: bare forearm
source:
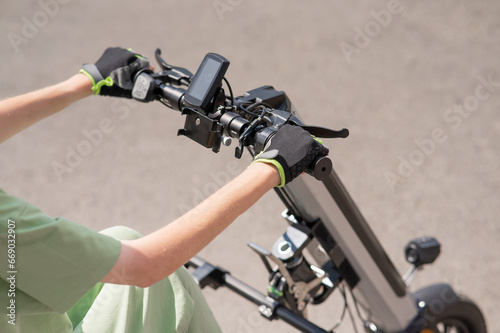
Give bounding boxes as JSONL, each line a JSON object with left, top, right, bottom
{"left": 0, "top": 74, "right": 92, "bottom": 143}
{"left": 103, "top": 162, "right": 280, "bottom": 287}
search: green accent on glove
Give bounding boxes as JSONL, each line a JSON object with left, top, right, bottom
{"left": 79, "top": 69, "right": 114, "bottom": 95}
{"left": 313, "top": 136, "right": 323, "bottom": 145}
{"left": 93, "top": 76, "right": 114, "bottom": 95}
{"left": 252, "top": 124, "right": 329, "bottom": 187}
{"left": 80, "top": 47, "right": 150, "bottom": 98}
{"left": 128, "top": 48, "right": 146, "bottom": 59}
{"left": 251, "top": 153, "right": 287, "bottom": 188}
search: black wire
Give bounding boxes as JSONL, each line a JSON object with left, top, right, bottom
{"left": 240, "top": 102, "right": 274, "bottom": 119}
{"left": 248, "top": 101, "right": 273, "bottom": 112}
{"left": 345, "top": 286, "right": 359, "bottom": 333}
{"left": 223, "top": 77, "right": 234, "bottom": 106}
{"left": 347, "top": 306, "right": 359, "bottom": 333}
{"left": 245, "top": 146, "right": 255, "bottom": 158}
{"left": 329, "top": 283, "right": 349, "bottom": 332}
{"left": 239, "top": 104, "right": 261, "bottom": 117}
{"left": 348, "top": 287, "right": 366, "bottom": 324}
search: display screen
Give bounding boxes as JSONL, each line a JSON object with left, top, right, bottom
{"left": 184, "top": 53, "right": 229, "bottom": 110}
{"left": 188, "top": 58, "right": 221, "bottom": 101}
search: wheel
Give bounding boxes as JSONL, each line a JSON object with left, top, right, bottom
{"left": 414, "top": 283, "right": 487, "bottom": 333}
{"left": 420, "top": 295, "right": 487, "bottom": 333}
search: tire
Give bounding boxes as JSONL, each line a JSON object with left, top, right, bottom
{"left": 414, "top": 284, "right": 487, "bottom": 333}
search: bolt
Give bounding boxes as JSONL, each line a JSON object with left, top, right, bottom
{"left": 259, "top": 305, "right": 273, "bottom": 318}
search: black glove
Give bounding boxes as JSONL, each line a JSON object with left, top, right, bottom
{"left": 80, "top": 47, "right": 150, "bottom": 98}
{"left": 253, "top": 124, "right": 329, "bottom": 187}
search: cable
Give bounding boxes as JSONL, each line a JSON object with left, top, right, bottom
{"left": 348, "top": 286, "right": 365, "bottom": 322}
{"left": 240, "top": 102, "right": 274, "bottom": 119}
{"left": 240, "top": 104, "right": 261, "bottom": 117}
{"left": 223, "top": 77, "right": 234, "bottom": 106}
{"left": 329, "top": 283, "right": 348, "bottom": 332}
{"left": 346, "top": 302, "right": 359, "bottom": 333}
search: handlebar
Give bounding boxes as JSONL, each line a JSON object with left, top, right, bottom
{"left": 132, "top": 49, "right": 349, "bottom": 181}
{"left": 218, "top": 111, "right": 334, "bottom": 180}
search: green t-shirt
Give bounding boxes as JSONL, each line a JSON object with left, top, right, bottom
{"left": 0, "top": 189, "right": 121, "bottom": 332}
{"left": 0, "top": 189, "right": 222, "bottom": 333}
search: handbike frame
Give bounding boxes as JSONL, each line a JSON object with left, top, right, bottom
{"left": 135, "top": 49, "right": 468, "bottom": 332}
{"left": 187, "top": 163, "right": 421, "bottom": 332}
{"left": 276, "top": 169, "right": 417, "bottom": 331}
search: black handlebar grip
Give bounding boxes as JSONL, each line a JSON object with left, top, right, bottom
{"left": 307, "top": 156, "right": 332, "bottom": 181}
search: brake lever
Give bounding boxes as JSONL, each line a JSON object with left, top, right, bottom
{"left": 288, "top": 120, "right": 349, "bottom": 139}
{"left": 155, "top": 48, "right": 171, "bottom": 70}
{"left": 154, "top": 48, "right": 193, "bottom": 85}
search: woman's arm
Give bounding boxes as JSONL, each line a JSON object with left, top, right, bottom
{"left": 0, "top": 74, "right": 92, "bottom": 143}
{"left": 102, "top": 162, "right": 281, "bottom": 288}
{"left": 102, "top": 124, "right": 328, "bottom": 288}
{"left": 0, "top": 47, "right": 150, "bottom": 144}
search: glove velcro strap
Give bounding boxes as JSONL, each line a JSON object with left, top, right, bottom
{"left": 252, "top": 150, "right": 287, "bottom": 188}
{"left": 79, "top": 64, "right": 113, "bottom": 95}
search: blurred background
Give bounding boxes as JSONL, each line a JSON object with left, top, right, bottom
{"left": 1, "top": 1, "right": 498, "bottom": 332}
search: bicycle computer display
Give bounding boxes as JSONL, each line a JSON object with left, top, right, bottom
{"left": 185, "top": 53, "right": 229, "bottom": 111}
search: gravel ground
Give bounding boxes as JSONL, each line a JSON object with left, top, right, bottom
{"left": 1, "top": 1, "right": 498, "bottom": 332}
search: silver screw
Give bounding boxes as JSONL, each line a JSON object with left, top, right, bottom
{"left": 259, "top": 305, "right": 273, "bottom": 318}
